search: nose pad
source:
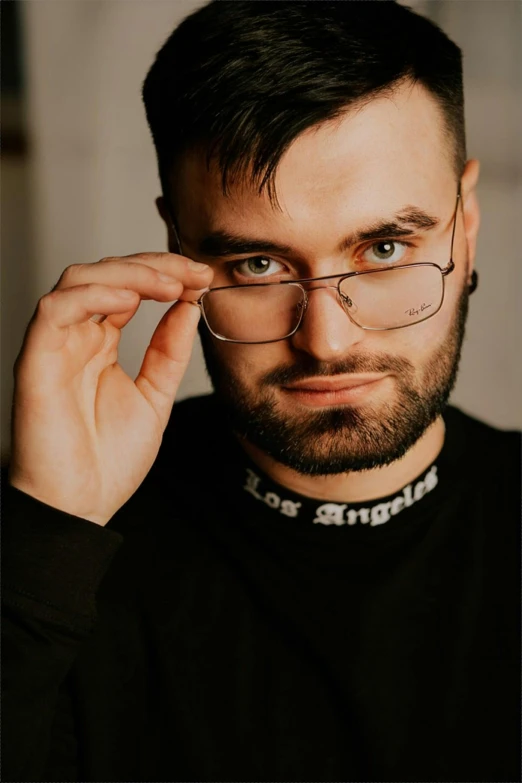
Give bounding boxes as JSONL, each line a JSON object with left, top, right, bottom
{"left": 299, "top": 283, "right": 360, "bottom": 322}
{"left": 290, "top": 282, "right": 364, "bottom": 357}
{"left": 296, "top": 296, "right": 307, "bottom": 315}
{"left": 338, "top": 289, "right": 358, "bottom": 317}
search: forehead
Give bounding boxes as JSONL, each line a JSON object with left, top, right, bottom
{"left": 174, "top": 82, "right": 455, "bottom": 237}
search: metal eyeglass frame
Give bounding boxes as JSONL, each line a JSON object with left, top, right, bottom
{"left": 169, "top": 189, "right": 461, "bottom": 345}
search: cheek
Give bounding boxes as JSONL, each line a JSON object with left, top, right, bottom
{"left": 212, "top": 340, "right": 293, "bottom": 383}
{"left": 390, "top": 280, "right": 462, "bottom": 361}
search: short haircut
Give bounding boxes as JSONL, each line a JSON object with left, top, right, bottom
{"left": 142, "top": 0, "right": 466, "bottom": 211}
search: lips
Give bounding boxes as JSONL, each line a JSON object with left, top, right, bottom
{"left": 283, "top": 374, "right": 386, "bottom": 393}
{"left": 281, "top": 374, "right": 389, "bottom": 407}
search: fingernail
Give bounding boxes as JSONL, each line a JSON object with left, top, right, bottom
{"left": 188, "top": 260, "right": 210, "bottom": 272}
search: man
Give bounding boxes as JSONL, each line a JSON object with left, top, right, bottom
{"left": 3, "top": 2, "right": 520, "bottom": 781}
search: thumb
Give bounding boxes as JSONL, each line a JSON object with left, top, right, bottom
{"left": 134, "top": 300, "right": 201, "bottom": 429}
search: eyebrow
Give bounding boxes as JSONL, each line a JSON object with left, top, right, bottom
{"left": 196, "top": 206, "right": 441, "bottom": 259}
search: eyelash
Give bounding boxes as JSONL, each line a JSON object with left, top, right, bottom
{"left": 227, "top": 239, "right": 417, "bottom": 280}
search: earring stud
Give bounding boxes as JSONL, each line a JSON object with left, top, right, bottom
{"left": 468, "top": 270, "right": 478, "bottom": 294}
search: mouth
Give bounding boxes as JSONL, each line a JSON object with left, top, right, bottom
{"left": 281, "top": 374, "right": 388, "bottom": 407}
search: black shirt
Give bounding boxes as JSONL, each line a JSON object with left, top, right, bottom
{"left": 2, "top": 395, "right": 521, "bottom": 781}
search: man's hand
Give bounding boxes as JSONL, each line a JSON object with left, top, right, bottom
{"left": 8, "top": 252, "right": 213, "bottom": 526}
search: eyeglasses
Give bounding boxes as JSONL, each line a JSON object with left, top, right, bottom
{"left": 171, "top": 191, "right": 460, "bottom": 344}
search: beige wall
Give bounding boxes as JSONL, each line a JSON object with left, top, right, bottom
{"left": 2, "top": 0, "right": 521, "bottom": 461}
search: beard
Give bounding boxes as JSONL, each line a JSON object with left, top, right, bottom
{"left": 199, "top": 281, "right": 470, "bottom": 476}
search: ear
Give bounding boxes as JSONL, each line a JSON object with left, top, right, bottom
{"left": 155, "top": 196, "right": 182, "bottom": 255}
{"left": 459, "top": 159, "right": 481, "bottom": 274}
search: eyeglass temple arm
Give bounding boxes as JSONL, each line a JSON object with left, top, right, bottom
{"left": 441, "top": 188, "right": 461, "bottom": 277}
{"left": 164, "top": 205, "right": 206, "bottom": 307}
{"left": 166, "top": 209, "right": 183, "bottom": 256}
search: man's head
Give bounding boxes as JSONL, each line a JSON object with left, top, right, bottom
{"left": 143, "top": 1, "right": 480, "bottom": 476}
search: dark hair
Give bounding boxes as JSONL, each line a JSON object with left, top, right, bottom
{"left": 143, "top": 0, "right": 466, "bottom": 211}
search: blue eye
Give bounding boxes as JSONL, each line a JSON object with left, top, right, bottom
{"left": 362, "top": 241, "right": 407, "bottom": 265}
{"left": 235, "top": 257, "right": 284, "bottom": 277}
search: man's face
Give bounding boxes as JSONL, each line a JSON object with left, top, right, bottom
{"left": 165, "top": 82, "right": 480, "bottom": 475}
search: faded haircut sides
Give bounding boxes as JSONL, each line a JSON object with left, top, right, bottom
{"left": 142, "top": 0, "right": 466, "bottom": 212}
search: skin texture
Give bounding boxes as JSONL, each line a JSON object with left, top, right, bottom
{"left": 157, "top": 82, "right": 480, "bottom": 502}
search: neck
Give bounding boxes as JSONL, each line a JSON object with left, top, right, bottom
{"left": 238, "top": 415, "right": 446, "bottom": 503}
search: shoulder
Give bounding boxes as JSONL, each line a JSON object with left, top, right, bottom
{"left": 162, "top": 393, "right": 222, "bottom": 458}
{"left": 105, "top": 394, "right": 222, "bottom": 538}
{"left": 443, "top": 404, "right": 521, "bottom": 478}
{"left": 444, "top": 404, "right": 520, "bottom": 445}
{"left": 167, "top": 392, "right": 219, "bottom": 432}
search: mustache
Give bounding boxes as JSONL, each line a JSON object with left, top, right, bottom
{"left": 260, "top": 353, "right": 414, "bottom": 388}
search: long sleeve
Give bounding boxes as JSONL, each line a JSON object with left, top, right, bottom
{"left": 1, "top": 478, "right": 123, "bottom": 782}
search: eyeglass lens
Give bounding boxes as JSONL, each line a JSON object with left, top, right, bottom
{"left": 201, "top": 265, "right": 444, "bottom": 342}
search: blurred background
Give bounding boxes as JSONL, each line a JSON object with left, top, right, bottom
{"left": 1, "top": 0, "right": 521, "bottom": 466}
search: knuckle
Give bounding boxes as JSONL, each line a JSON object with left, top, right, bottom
{"left": 58, "top": 263, "right": 84, "bottom": 286}
{"left": 36, "top": 291, "right": 57, "bottom": 318}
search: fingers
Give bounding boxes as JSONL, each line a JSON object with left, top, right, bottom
{"left": 23, "top": 285, "right": 140, "bottom": 354}
{"left": 37, "top": 253, "right": 213, "bottom": 334}
{"left": 134, "top": 300, "right": 202, "bottom": 429}
{"left": 89, "top": 281, "right": 205, "bottom": 328}
{"left": 56, "top": 253, "right": 213, "bottom": 302}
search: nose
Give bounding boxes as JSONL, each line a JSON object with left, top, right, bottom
{"left": 289, "top": 284, "right": 365, "bottom": 361}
